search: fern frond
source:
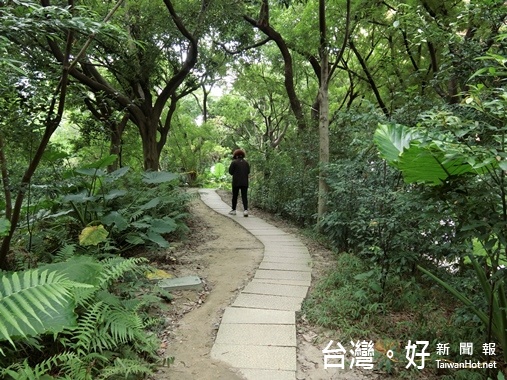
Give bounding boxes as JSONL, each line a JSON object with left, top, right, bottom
{"left": 0, "top": 269, "right": 91, "bottom": 347}
{"left": 99, "top": 257, "right": 147, "bottom": 287}
{"left": 105, "top": 309, "right": 143, "bottom": 344}
{"left": 71, "top": 301, "right": 108, "bottom": 353}
{"left": 95, "top": 290, "right": 122, "bottom": 308}
{"left": 1, "top": 352, "right": 80, "bottom": 380}
{"left": 129, "top": 209, "right": 144, "bottom": 222}
{"left": 1, "top": 358, "right": 41, "bottom": 380}
{"left": 59, "top": 351, "right": 108, "bottom": 380}
{"left": 38, "top": 256, "right": 102, "bottom": 306}
{"left": 54, "top": 244, "right": 77, "bottom": 263}
{"left": 120, "top": 298, "right": 142, "bottom": 312}
{"left": 97, "top": 358, "right": 153, "bottom": 379}
{"left": 142, "top": 317, "right": 163, "bottom": 329}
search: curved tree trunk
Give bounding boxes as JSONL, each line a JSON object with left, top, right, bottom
{"left": 243, "top": 5, "right": 307, "bottom": 132}
{"left": 0, "top": 17, "right": 73, "bottom": 269}
{"left": 42, "top": 0, "right": 201, "bottom": 171}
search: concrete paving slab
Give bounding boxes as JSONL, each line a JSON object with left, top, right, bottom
{"left": 255, "top": 269, "right": 311, "bottom": 281}
{"left": 221, "top": 307, "right": 295, "bottom": 324}
{"left": 258, "top": 239, "right": 297, "bottom": 243}
{"left": 235, "top": 219, "right": 271, "bottom": 226}
{"left": 262, "top": 254, "right": 310, "bottom": 262}
{"left": 249, "top": 230, "right": 292, "bottom": 236}
{"left": 157, "top": 275, "right": 202, "bottom": 290}
{"left": 232, "top": 293, "right": 304, "bottom": 311}
{"left": 211, "top": 344, "right": 296, "bottom": 371}
{"left": 253, "top": 278, "right": 312, "bottom": 286}
{"left": 244, "top": 281, "right": 309, "bottom": 298}
{"left": 199, "top": 189, "right": 313, "bottom": 379}
{"left": 214, "top": 323, "right": 296, "bottom": 346}
{"left": 259, "top": 261, "right": 311, "bottom": 272}
{"left": 262, "top": 255, "right": 312, "bottom": 264}
{"left": 263, "top": 253, "right": 309, "bottom": 260}
{"left": 256, "top": 233, "right": 294, "bottom": 238}
{"left": 263, "top": 248, "right": 309, "bottom": 255}
{"left": 239, "top": 368, "right": 296, "bottom": 380}
{"left": 261, "top": 240, "right": 308, "bottom": 246}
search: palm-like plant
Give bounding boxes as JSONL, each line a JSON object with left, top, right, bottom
{"left": 374, "top": 119, "right": 507, "bottom": 364}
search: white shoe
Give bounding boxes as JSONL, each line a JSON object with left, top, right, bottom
{"left": 229, "top": 210, "right": 236, "bottom": 215}
{"left": 243, "top": 210, "right": 249, "bottom": 217}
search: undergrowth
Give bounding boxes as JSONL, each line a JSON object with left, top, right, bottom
{"left": 301, "top": 252, "right": 495, "bottom": 379}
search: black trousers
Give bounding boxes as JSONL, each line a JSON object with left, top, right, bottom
{"left": 232, "top": 186, "right": 248, "bottom": 210}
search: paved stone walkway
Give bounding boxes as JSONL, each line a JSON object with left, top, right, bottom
{"left": 198, "top": 189, "right": 312, "bottom": 380}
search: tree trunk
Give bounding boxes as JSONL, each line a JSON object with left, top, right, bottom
{"left": 0, "top": 136, "right": 12, "bottom": 220}
{"left": 108, "top": 113, "right": 129, "bottom": 172}
{"left": 0, "top": 14, "right": 73, "bottom": 269}
{"left": 243, "top": 8, "right": 307, "bottom": 132}
{"left": 139, "top": 118, "right": 161, "bottom": 171}
{"left": 317, "top": 0, "right": 330, "bottom": 222}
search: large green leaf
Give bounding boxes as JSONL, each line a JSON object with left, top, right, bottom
{"left": 125, "top": 234, "right": 144, "bottom": 245}
{"left": 104, "top": 189, "right": 127, "bottom": 201}
{"left": 82, "top": 154, "right": 118, "bottom": 169}
{"left": 38, "top": 256, "right": 102, "bottom": 286}
{"left": 104, "top": 166, "right": 130, "bottom": 183}
{"left": 79, "top": 225, "right": 109, "bottom": 246}
{"left": 139, "top": 197, "right": 160, "bottom": 210}
{"left": 75, "top": 168, "right": 104, "bottom": 176}
{"left": 397, "top": 141, "right": 474, "bottom": 185}
{"left": 374, "top": 124, "right": 486, "bottom": 185}
{"left": 63, "top": 192, "right": 95, "bottom": 203}
{"left": 0, "top": 270, "right": 91, "bottom": 346}
{"left": 150, "top": 218, "right": 177, "bottom": 234}
{"left": 211, "top": 163, "right": 226, "bottom": 177}
{"left": 145, "top": 231, "right": 170, "bottom": 248}
{"left": 373, "top": 123, "right": 420, "bottom": 164}
{"left": 102, "top": 211, "right": 129, "bottom": 231}
{"left": 141, "top": 171, "right": 178, "bottom": 184}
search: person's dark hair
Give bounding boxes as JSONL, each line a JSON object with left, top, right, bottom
{"left": 233, "top": 149, "right": 245, "bottom": 159}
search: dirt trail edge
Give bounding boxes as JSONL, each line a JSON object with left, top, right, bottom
{"left": 151, "top": 191, "right": 263, "bottom": 380}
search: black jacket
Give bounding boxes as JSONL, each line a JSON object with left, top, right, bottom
{"left": 229, "top": 158, "right": 250, "bottom": 187}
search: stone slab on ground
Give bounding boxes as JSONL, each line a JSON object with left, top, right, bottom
{"left": 157, "top": 275, "right": 202, "bottom": 290}
{"left": 214, "top": 323, "right": 296, "bottom": 346}
{"left": 211, "top": 344, "right": 297, "bottom": 371}
{"left": 220, "top": 307, "right": 295, "bottom": 325}
{"left": 232, "top": 293, "right": 304, "bottom": 311}
{"left": 261, "top": 242, "right": 308, "bottom": 249}
{"left": 253, "top": 278, "right": 312, "bottom": 287}
{"left": 262, "top": 255, "right": 312, "bottom": 264}
{"left": 259, "top": 261, "right": 311, "bottom": 272}
{"left": 263, "top": 249, "right": 310, "bottom": 257}
{"left": 239, "top": 369, "right": 295, "bottom": 380}
{"left": 243, "top": 281, "right": 309, "bottom": 298}
{"left": 248, "top": 230, "right": 292, "bottom": 236}
{"left": 254, "top": 269, "right": 311, "bottom": 282}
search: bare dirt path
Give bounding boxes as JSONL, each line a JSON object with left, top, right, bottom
{"left": 150, "top": 191, "right": 263, "bottom": 379}
{"left": 150, "top": 190, "right": 375, "bottom": 380}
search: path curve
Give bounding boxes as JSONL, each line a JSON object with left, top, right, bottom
{"left": 199, "top": 189, "right": 312, "bottom": 380}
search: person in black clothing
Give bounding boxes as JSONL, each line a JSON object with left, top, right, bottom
{"left": 228, "top": 149, "right": 250, "bottom": 217}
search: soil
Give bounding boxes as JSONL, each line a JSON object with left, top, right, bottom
{"left": 149, "top": 189, "right": 377, "bottom": 380}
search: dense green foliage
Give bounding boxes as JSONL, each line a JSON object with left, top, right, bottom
{"left": 0, "top": 254, "right": 168, "bottom": 379}
{"left": 8, "top": 154, "right": 190, "bottom": 266}
{"left": 2, "top": 0, "right": 507, "bottom": 378}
